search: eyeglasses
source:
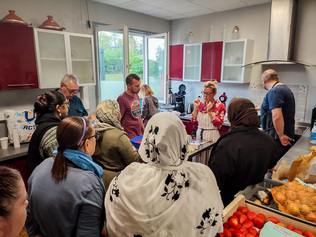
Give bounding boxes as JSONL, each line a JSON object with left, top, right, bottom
{"left": 63, "top": 101, "right": 70, "bottom": 107}
{"left": 62, "top": 83, "right": 78, "bottom": 94}
{"left": 201, "top": 91, "right": 214, "bottom": 96}
{"left": 86, "top": 132, "right": 100, "bottom": 141}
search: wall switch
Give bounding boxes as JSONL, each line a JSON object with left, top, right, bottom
{"left": 0, "top": 112, "right": 4, "bottom": 121}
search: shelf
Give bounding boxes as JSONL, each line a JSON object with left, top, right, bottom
{"left": 41, "top": 58, "right": 66, "bottom": 61}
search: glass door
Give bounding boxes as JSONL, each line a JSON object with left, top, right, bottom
{"left": 144, "top": 33, "right": 168, "bottom": 103}
{"left": 95, "top": 25, "right": 129, "bottom": 102}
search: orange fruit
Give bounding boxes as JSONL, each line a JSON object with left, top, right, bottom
{"left": 277, "top": 223, "right": 286, "bottom": 228}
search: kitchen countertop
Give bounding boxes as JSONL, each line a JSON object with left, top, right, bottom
{"left": 0, "top": 143, "right": 29, "bottom": 163}
{"left": 278, "top": 128, "right": 313, "bottom": 167}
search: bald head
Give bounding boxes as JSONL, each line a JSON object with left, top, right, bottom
{"left": 261, "top": 69, "right": 279, "bottom": 82}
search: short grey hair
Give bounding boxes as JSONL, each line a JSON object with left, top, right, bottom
{"left": 61, "top": 74, "right": 79, "bottom": 85}
{"left": 261, "top": 70, "right": 279, "bottom": 81}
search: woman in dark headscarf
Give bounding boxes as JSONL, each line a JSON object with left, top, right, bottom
{"left": 208, "top": 98, "right": 277, "bottom": 207}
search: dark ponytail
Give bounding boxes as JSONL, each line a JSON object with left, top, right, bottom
{"left": 51, "top": 117, "right": 93, "bottom": 181}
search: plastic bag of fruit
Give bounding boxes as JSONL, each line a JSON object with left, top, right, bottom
{"left": 271, "top": 180, "right": 316, "bottom": 223}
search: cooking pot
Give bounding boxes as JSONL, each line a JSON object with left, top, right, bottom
{"left": 187, "top": 103, "right": 194, "bottom": 114}
{"left": 160, "top": 104, "right": 175, "bottom": 112}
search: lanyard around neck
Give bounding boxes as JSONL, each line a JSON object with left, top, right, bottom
{"left": 272, "top": 81, "right": 279, "bottom": 88}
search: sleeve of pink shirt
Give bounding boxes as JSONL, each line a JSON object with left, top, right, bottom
{"left": 211, "top": 101, "right": 226, "bottom": 129}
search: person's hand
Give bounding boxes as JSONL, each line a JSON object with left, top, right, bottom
{"left": 279, "top": 134, "right": 293, "bottom": 146}
{"left": 206, "top": 101, "right": 214, "bottom": 112}
{"left": 255, "top": 105, "right": 261, "bottom": 111}
{"left": 194, "top": 97, "right": 200, "bottom": 108}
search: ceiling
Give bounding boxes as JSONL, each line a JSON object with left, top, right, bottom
{"left": 92, "top": 0, "right": 270, "bottom": 20}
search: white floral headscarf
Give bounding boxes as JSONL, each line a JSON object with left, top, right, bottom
{"left": 105, "top": 112, "right": 224, "bottom": 237}
{"left": 138, "top": 112, "right": 189, "bottom": 166}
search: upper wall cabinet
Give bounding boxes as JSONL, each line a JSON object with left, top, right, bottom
{"left": 183, "top": 43, "right": 202, "bottom": 81}
{"left": 34, "top": 28, "right": 95, "bottom": 89}
{"left": 0, "top": 24, "right": 39, "bottom": 90}
{"left": 221, "top": 39, "right": 254, "bottom": 83}
{"left": 201, "top": 41, "right": 223, "bottom": 82}
{"left": 169, "top": 44, "right": 183, "bottom": 81}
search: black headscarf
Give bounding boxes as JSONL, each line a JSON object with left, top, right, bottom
{"left": 228, "top": 98, "right": 260, "bottom": 128}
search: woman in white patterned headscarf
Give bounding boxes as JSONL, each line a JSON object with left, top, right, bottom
{"left": 92, "top": 100, "right": 140, "bottom": 190}
{"left": 105, "top": 112, "right": 223, "bottom": 237}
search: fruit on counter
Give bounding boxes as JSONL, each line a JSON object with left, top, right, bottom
{"left": 304, "top": 231, "right": 316, "bottom": 237}
{"left": 246, "top": 211, "right": 256, "bottom": 221}
{"left": 218, "top": 205, "right": 316, "bottom": 237}
{"left": 237, "top": 206, "right": 249, "bottom": 215}
{"left": 228, "top": 216, "right": 239, "bottom": 228}
{"left": 271, "top": 180, "right": 316, "bottom": 223}
{"left": 238, "top": 214, "right": 247, "bottom": 224}
{"left": 263, "top": 198, "right": 270, "bottom": 205}
{"left": 253, "top": 199, "right": 261, "bottom": 205}
{"left": 253, "top": 216, "right": 265, "bottom": 228}
{"left": 266, "top": 216, "right": 279, "bottom": 224}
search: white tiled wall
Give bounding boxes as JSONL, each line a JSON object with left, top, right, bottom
{"left": 250, "top": 83, "right": 308, "bottom": 122}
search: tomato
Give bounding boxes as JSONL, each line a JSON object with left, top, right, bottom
{"left": 237, "top": 206, "right": 250, "bottom": 215}
{"left": 247, "top": 227, "right": 257, "bottom": 235}
{"left": 277, "top": 223, "right": 286, "bottom": 228}
{"left": 286, "top": 224, "right": 295, "bottom": 231}
{"left": 233, "top": 211, "right": 242, "bottom": 217}
{"left": 245, "top": 233, "right": 255, "bottom": 237}
{"left": 257, "top": 213, "right": 266, "bottom": 220}
{"left": 239, "top": 214, "right": 247, "bottom": 224}
{"left": 242, "top": 220, "right": 254, "bottom": 229}
{"left": 218, "top": 233, "right": 224, "bottom": 237}
{"left": 266, "top": 216, "right": 279, "bottom": 224}
{"left": 253, "top": 216, "right": 265, "bottom": 229}
{"left": 229, "top": 228, "right": 235, "bottom": 233}
{"left": 304, "top": 231, "right": 316, "bottom": 237}
{"left": 293, "top": 229, "right": 304, "bottom": 235}
{"left": 246, "top": 212, "right": 257, "bottom": 221}
{"left": 229, "top": 216, "right": 239, "bottom": 228}
{"left": 239, "top": 227, "right": 248, "bottom": 235}
{"left": 233, "top": 229, "right": 245, "bottom": 237}
{"left": 223, "top": 222, "right": 229, "bottom": 229}
{"left": 223, "top": 228, "right": 232, "bottom": 237}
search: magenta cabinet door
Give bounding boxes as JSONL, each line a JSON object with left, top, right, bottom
{"left": 0, "top": 24, "right": 38, "bottom": 90}
{"left": 169, "top": 44, "right": 183, "bottom": 81}
{"left": 201, "top": 41, "right": 223, "bottom": 82}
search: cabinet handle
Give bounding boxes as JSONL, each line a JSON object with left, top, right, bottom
{"left": 7, "top": 84, "right": 35, "bottom": 87}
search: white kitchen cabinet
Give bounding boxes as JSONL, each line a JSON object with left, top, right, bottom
{"left": 183, "top": 43, "right": 202, "bottom": 81}
{"left": 221, "top": 39, "right": 254, "bottom": 83}
{"left": 34, "top": 28, "right": 95, "bottom": 88}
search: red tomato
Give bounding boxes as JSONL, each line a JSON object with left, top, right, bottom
{"left": 235, "top": 233, "right": 246, "bottom": 237}
{"left": 257, "top": 213, "right": 266, "bottom": 220}
{"left": 304, "top": 231, "right": 316, "bottom": 237}
{"left": 239, "top": 214, "right": 247, "bottom": 225}
{"left": 229, "top": 216, "right": 239, "bottom": 228}
{"left": 286, "top": 224, "right": 295, "bottom": 231}
{"left": 242, "top": 220, "right": 254, "bottom": 229}
{"left": 245, "top": 233, "right": 255, "bottom": 237}
{"left": 218, "top": 233, "right": 224, "bottom": 237}
{"left": 258, "top": 229, "right": 261, "bottom": 235}
{"left": 293, "top": 229, "right": 304, "bottom": 235}
{"left": 223, "top": 222, "right": 229, "bottom": 229}
{"left": 246, "top": 212, "right": 257, "bottom": 221}
{"left": 247, "top": 227, "right": 257, "bottom": 235}
{"left": 266, "top": 216, "right": 279, "bottom": 224}
{"left": 239, "top": 227, "right": 248, "bottom": 235}
{"left": 223, "top": 228, "right": 232, "bottom": 237}
{"left": 253, "top": 216, "right": 265, "bottom": 229}
{"left": 233, "top": 229, "right": 245, "bottom": 237}
{"left": 229, "top": 228, "right": 235, "bottom": 233}
{"left": 237, "top": 206, "right": 250, "bottom": 215}
{"left": 233, "top": 211, "right": 242, "bottom": 217}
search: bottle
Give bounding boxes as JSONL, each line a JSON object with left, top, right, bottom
{"left": 311, "top": 121, "right": 316, "bottom": 144}
{"left": 192, "top": 125, "right": 196, "bottom": 141}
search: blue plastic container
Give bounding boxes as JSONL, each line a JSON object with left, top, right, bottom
{"left": 130, "top": 135, "right": 143, "bottom": 150}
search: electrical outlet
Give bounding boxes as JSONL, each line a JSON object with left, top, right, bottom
{"left": 0, "top": 112, "right": 4, "bottom": 121}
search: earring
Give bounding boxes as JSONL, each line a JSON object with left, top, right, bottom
{"left": 59, "top": 113, "right": 62, "bottom": 117}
